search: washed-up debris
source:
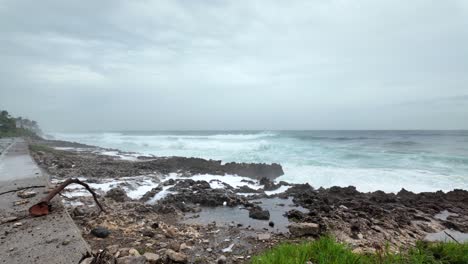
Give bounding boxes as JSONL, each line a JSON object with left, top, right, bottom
{"left": 17, "top": 190, "right": 37, "bottom": 199}
{"left": 13, "top": 199, "right": 29, "bottom": 206}
{"left": 0, "top": 185, "right": 45, "bottom": 196}
{"left": 257, "top": 233, "right": 271, "bottom": 241}
{"left": 29, "top": 178, "right": 105, "bottom": 217}
{"left": 0, "top": 216, "right": 18, "bottom": 224}
{"left": 13, "top": 222, "right": 22, "bottom": 228}
{"left": 222, "top": 243, "right": 235, "bottom": 253}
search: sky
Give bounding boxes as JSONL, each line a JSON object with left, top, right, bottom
{"left": 0, "top": 0, "right": 467, "bottom": 131}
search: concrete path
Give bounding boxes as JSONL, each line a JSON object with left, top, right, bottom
{"left": 0, "top": 138, "right": 90, "bottom": 264}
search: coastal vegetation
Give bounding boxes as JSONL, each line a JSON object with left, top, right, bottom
{"left": 0, "top": 110, "right": 41, "bottom": 138}
{"left": 251, "top": 236, "right": 468, "bottom": 264}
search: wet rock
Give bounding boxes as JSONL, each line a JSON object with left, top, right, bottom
{"left": 91, "top": 226, "right": 111, "bottom": 238}
{"left": 80, "top": 257, "right": 93, "bottom": 264}
{"left": 285, "top": 183, "right": 314, "bottom": 196}
{"left": 236, "top": 185, "right": 263, "bottom": 193}
{"left": 241, "top": 179, "right": 256, "bottom": 185}
{"left": 140, "top": 186, "right": 163, "bottom": 202}
{"left": 269, "top": 221, "right": 275, "bottom": 227}
{"left": 116, "top": 256, "right": 146, "bottom": 264}
{"left": 161, "top": 184, "right": 250, "bottom": 207}
{"left": 142, "top": 230, "right": 155, "bottom": 237}
{"left": 72, "top": 207, "right": 89, "bottom": 217}
{"left": 223, "top": 162, "right": 284, "bottom": 179}
{"left": 163, "top": 179, "right": 176, "bottom": 186}
{"left": 143, "top": 252, "right": 160, "bottom": 264}
{"left": 153, "top": 204, "right": 177, "bottom": 214}
{"left": 166, "top": 249, "right": 188, "bottom": 263}
{"left": 129, "top": 248, "right": 140, "bottom": 256}
{"left": 173, "top": 179, "right": 211, "bottom": 190}
{"left": 217, "top": 255, "right": 227, "bottom": 264}
{"left": 105, "top": 187, "right": 129, "bottom": 202}
{"left": 179, "top": 243, "right": 190, "bottom": 251}
{"left": 260, "top": 177, "right": 278, "bottom": 191}
{"left": 289, "top": 222, "right": 320, "bottom": 237}
{"left": 249, "top": 207, "right": 270, "bottom": 220}
{"left": 106, "top": 245, "right": 120, "bottom": 255}
{"left": 134, "top": 203, "right": 153, "bottom": 213}
{"left": 169, "top": 241, "right": 181, "bottom": 251}
{"left": 164, "top": 226, "right": 178, "bottom": 238}
{"left": 258, "top": 233, "right": 271, "bottom": 240}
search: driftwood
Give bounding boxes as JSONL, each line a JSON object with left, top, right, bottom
{"left": 29, "top": 178, "right": 105, "bottom": 217}
{"left": 0, "top": 185, "right": 46, "bottom": 196}
{"left": 444, "top": 231, "right": 461, "bottom": 244}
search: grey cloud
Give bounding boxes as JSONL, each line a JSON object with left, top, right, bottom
{"left": 0, "top": 0, "right": 467, "bottom": 131}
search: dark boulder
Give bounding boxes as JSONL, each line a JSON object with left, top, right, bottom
{"left": 259, "top": 177, "right": 278, "bottom": 191}
{"left": 249, "top": 207, "right": 270, "bottom": 220}
{"left": 105, "top": 187, "right": 129, "bottom": 202}
{"left": 91, "top": 226, "right": 111, "bottom": 238}
{"left": 236, "top": 185, "right": 263, "bottom": 193}
{"left": 140, "top": 186, "right": 163, "bottom": 203}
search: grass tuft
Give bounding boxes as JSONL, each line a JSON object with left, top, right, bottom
{"left": 250, "top": 236, "right": 468, "bottom": 264}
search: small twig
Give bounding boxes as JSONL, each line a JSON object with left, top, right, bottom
{"left": 0, "top": 185, "right": 46, "bottom": 196}
{"left": 0, "top": 214, "right": 31, "bottom": 226}
{"left": 444, "top": 231, "right": 460, "bottom": 244}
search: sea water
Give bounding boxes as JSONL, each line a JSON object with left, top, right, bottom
{"left": 50, "top": 130, "right": 468, "bottom": 193}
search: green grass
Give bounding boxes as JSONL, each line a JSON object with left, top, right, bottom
{"left": 0, "top": 127, "right": 40, "bottom": 139}
{"left": 29, "top": 144, "right": 55, "bottom": 153}
{"left": 250, "top": 236, "right": 468, "bottom": 264}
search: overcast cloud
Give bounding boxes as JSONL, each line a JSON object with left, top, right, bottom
{"left": 0, "top": 0, "right": 467, "bottom": 131}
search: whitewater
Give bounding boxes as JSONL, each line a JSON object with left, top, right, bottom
{"left": 50, "top": 130, "right": 468, "bottom": 193}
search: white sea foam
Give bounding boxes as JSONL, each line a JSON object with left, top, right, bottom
{"left": 147, "top": 185, "right": 176, "bottom": 204}
{"left": 190, "top": 174, "right": 262, "bottom": 190}
{"left": 278, "top": 165, "right": 468, "bottom": 193}
{"left": 55, "top": 172, "right": 291, "bottom": 205}
{"left": 56, "top": 176, "right": 160, "bottom": 199}
{"left": 265, "top": 185, "right": 291, "bottom": 195}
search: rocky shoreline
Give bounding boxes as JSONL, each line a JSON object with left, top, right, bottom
{"left": 29, "top": 139, "right": 468, "bottom": 263}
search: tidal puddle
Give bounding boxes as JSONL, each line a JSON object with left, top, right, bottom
{"left": 424, "top": 229, "right": 468, "bottom": 243}
{"left": 183, "top": 197, "right": 308, "bottom": 233}
{"left": 434, "top": 210, "right": 458, "bottom": 221}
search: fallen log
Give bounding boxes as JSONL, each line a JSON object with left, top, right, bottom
{"left": 29, "top": 178, "right": 105, "bottom": 217}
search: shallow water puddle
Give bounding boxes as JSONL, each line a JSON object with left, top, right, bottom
{"left": 183, "top": 197, "right": 307, "bottom": 233}
{"left": 434, "top": 210, "right": 459, "bottom": 221}
{"left": 424, "top": 229, "right": 468, "bottom": 243}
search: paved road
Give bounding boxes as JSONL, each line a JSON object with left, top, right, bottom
{"left": 0, "top": 138, "right": 90, "bottom": 264}
{"left": 0, "top": 138, "right": 42, "bottom": 182}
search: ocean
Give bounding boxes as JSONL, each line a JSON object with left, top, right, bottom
{"left": 50, "top": 130, "right": 468, "bottom": 193}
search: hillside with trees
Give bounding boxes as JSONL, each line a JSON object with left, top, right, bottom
{"left": 0, "top": 110, "right": 42, "bottom": 138}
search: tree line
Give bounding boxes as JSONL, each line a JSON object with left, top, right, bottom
{"left": 0, "top": 110, "right": 42, "bottom": 138}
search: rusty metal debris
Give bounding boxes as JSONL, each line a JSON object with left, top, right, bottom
{"left": 29, "top": 178, "right": 105, "bottom": 217}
